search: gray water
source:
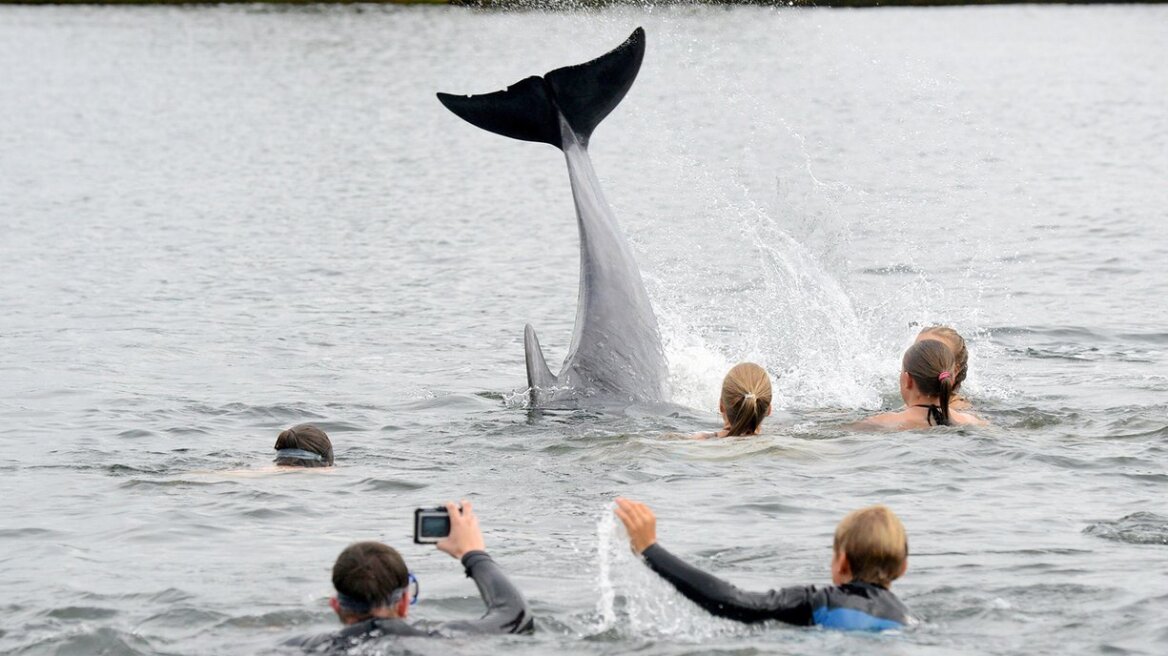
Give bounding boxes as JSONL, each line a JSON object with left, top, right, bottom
{"left": 1, "top": 4, "right": 1167, "bottom": 655}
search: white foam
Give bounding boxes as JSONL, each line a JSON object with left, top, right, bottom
{"left": 593, "top": 504, "right": 752, "bottom": 641}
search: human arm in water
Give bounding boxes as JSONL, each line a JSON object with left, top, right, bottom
{"left": 613, "top": 498, "right": 815, "bottom": 625}
{"left": 434, "top": 500, "right": 533, "bottom": 634}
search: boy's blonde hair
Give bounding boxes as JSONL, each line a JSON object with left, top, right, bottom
{"left": 833, "top": 505, "right": 908, "bottom": 587}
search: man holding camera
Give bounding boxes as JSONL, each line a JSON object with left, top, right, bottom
{"left": 290, "top": 501, "right": 532, "bottom": 650}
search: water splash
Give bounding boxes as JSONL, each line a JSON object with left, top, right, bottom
{"left": 594, "top": 504, "right": 752, "bottom": 640}
{"left": 644, "top": 172, "right": 888, "bottom": 413}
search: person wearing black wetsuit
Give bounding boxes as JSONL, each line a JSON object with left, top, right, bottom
{"left": 614, "top": 498, "right": 913, "bottom": 632}
{"left": 288, "top": 501, "right": 532, "bottom": 651}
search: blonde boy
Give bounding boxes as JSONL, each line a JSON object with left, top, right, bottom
{"left": 615, "top": 500, "right": 912, "bottom": 631}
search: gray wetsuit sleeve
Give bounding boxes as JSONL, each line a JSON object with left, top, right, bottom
{"left": 641, "top": 543, "right": 815, "bottom": 625}
{"left": 437, "top": 550, "right": 533, "bottom": 634}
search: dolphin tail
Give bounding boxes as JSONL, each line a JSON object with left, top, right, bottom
{"left": 436, "top": 27, "right": 646, "bottom": 149}
{"left": 524, "top": 324, "right": 558, "bottom": 399}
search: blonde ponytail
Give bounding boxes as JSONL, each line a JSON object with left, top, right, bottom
{"left": 720, "top": 363, "right": 773, "bottom": 436}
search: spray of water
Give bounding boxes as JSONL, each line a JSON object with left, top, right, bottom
{"left": 593, "top": 504, "right": 753, "bottom": 641}
{"left": 616, "top": 17, "right": 1010, "bottom": 415}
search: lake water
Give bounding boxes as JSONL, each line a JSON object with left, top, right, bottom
{"left": 1, "top": 3, "right": 1166, "bottom": 655}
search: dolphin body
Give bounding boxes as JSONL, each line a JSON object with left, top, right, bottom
{"left": 437, "top": 28, "right": 669, "bottom": 407}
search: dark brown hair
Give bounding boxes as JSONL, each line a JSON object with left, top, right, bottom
{"left": 332, "top": 541, "right": 409, "bottom": 611}
{"left": 719, "top": 363, "right": 772, "bottom": 437}
{"left": 903, "top": 339, "right": 957, "bottom": 426}
{"left": 917, "top": 325, "right": 968, "bottom": 392}
{"left": 273, "top": 424, "right": 334, "bottom": 466}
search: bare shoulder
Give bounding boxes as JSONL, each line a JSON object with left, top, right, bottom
{"left": 952, "top": 411, "right": 989, "bottom": 426}
{"left": 850, "top": 412, "right": 909, "bottom": 431}
{"left": 950, "top": 397, "right": 974, "bottom": 411}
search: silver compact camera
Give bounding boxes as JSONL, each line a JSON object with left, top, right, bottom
{"left": 413, "top": 507, "right": 452, "bottom": 544}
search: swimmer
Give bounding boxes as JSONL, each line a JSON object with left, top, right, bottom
{"left": 859, "top": 339, "right": 985, "bottom": 430}
{"left": 694, "top": 362, "right": 773, "bottom": 438}
{"left": 614, "top": 498, "right": 913, "bottom": 631}
{"left": 274, "top": 424, "right": 334, "bottom": 467}
{"left": 288, "top": 501, "right": 532, "bottom": 650}
{"left": 916, "top": 325, "right": 972, "bottom": 409}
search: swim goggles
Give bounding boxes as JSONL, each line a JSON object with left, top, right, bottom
{"left": 335, "top": 573, "right": 419, "bottom": 614}
{"left": 273, "top": 448, "right": 324, "bottom": 463}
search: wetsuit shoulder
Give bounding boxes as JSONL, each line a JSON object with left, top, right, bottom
{"left": 287, "top": 618, "right": 433, "bottom": 652}
{"left": 812, "top": 582, "right": 911, "bottom": 631}
{"left": 433, "top": 550, "right": 534, "bottom": 634}
{"left": 641, "top": 543, "right": 818, "bottom": 625}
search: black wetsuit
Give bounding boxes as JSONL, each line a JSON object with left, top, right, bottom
{"left": 288, "top": 551, "right": 532, "bottom": 651}
{"left": 642, "top": 544, "right": 911, "bottom": 631}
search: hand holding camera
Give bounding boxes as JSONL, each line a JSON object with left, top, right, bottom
{"left": 414, "top": 500, "right": 485, "bottom": 559}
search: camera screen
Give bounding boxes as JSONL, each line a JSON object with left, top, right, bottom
{"left": 420, "top": 515, "right": 451, "bottom": 537}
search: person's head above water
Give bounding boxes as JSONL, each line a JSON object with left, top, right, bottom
{"left": 330, "top": 542, "right": 413, "bottom": 623}
{"left": 832, "top": 505, "right": 908, "bottom": 588}
{"left": 901, "top": 339, "right": 958, "bottom": 426}
{"left": 273, "top": 423, "right": 334, "bottom": 467}
{"left": 321, "top": 501, "right": 503, "bottom": 630}
{"left": 915, "top": 325, "right": 967, "bottom": 393}
{"left": 719, "top": 362, "right": 773, "bottom": 436}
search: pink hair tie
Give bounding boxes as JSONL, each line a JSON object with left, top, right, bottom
{"left": 938, "top": 371, "right": 952, "bottom": 382}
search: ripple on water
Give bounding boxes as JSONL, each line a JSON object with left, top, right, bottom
{"left": 43, "top": 606, "right": 119, "bottom": 621}
{"left": 211, "top": 402, "right": 327, "bottom": 423}
{"left": 135, "top": 606, "right": 229, "bottom": 633}
{"left": 0, "top": 527, "right": 61, "bottom": 539}
{"left": 217, "top": 608, "right": 319, "bottom": 629}
{"left": 1084, "top": 512, "right": 1168, "bottom": 546}
{"left": 118, "top": 478, "right": 231, "bottom": 490}
{"left": 356, "top": 477, "right": 427, "bottom": 492}
{"left": 1002, "top": 407, "right": 1068, "bottom": 430}
{"left": 23, "top": 627, "right": 161, "bottom": 656}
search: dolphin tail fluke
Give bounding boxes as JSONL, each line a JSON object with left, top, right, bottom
{"left": 436, "top": 27, "right": 646, "bottom": 150}
{"left": 524, "top": 324, "right": 558, "bottom": 398}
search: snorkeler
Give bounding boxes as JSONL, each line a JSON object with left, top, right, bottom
{"left": 860, "top": 339, "right": 986, "bottom": 429}
{"left": 288, "top": 501, "right": 532, "bottom": 650}
{"left": 614, "top": 498, "right": 913, "bottom": 631}
{"left": 694, "top": 362, "right": 773, "bottom": 438}
{"left": 273, "top": 424, "right": 334, "bottom": 467}
{"left": 916, "top": 325, "right": 972, "bottom": 410}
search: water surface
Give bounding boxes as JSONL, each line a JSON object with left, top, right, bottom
{"left": 1, "top": 4, "right": 1166, "bottom": 655}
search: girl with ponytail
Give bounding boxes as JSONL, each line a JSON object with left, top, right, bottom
{"left": 695, "top": 363, "right": 774, "bottom": 438}
{"left": 859, "top": 340, "right": 986, "bottom": 430}
{"left": 916, "top": 325, "right": 972, "bottom": 410}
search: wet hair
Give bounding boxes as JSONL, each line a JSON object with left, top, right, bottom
{"left": 903, "top": 339, "right": 957, "bottom": 426}
{"left": 833, "top": 505, "right": 908, "bottom": 588}
{"left": 273, "top": 424, "right": 334, "bottom": 467}
{"left": 917, "top": 325, "right": 968, "bottom": 392}
{"left": 719, "top": 362, "right": 772, "bottom": 437}
{"left": 332, "top": 541, "right": 409, "bottom": 615}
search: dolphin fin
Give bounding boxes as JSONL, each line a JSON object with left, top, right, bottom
{"left": 436, "top": 27, "right": 646, "bottom": 149}
{"left": 524, "top": 324, "right": 558, "bottom": 395}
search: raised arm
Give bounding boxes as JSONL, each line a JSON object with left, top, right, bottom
{"left": 435, "top": 501, "right": 533, "bottom": 634}
{"left": 614, "top": 498, "right": 815, "bottom": 626}
{"left": 440, "top": 550, "right": 533, "bottom": 633}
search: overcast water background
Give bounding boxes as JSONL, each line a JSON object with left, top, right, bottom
{"left": 1, "top": 4, "right": 1167, "bottom": 655}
